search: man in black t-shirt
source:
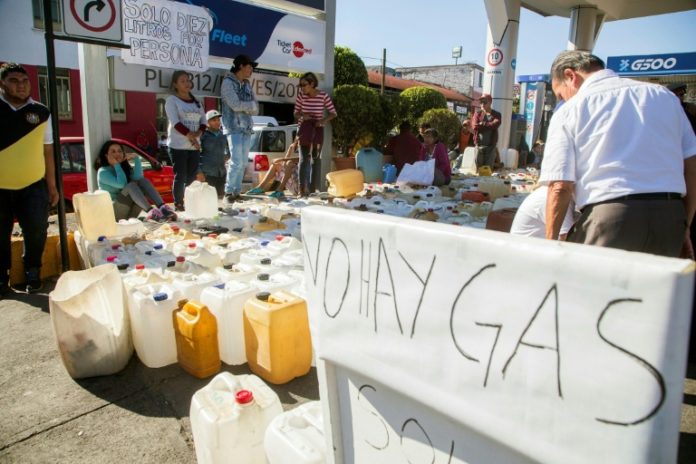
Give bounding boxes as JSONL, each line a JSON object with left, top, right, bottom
{"left": 0, "top": 63, "right": 59, "bottom": 296}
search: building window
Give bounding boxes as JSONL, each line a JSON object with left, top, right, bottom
{"left": 37, "top": 67, "right": 72, "bottom": 120}
{"left": 110, "top": 90, "right": 127, "bottom": 121}
{"left": 32, "top": 0, "right": 63, "bottom": 31}
{"left": 478, "top": 71, "right": 483, "bottom": 88}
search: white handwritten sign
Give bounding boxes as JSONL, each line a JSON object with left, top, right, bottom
{"left": 121, "top": 0, "right": 212, "bottom": 72}
{"left": 301, "top": 206, "right": 694, "bottom": 464}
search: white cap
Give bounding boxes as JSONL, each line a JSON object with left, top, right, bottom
{"left": 206, "top": 110, "right": 221, "bottom": 121}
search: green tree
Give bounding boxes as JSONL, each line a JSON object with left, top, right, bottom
{"left": 399, "top": 87, "right": 447, "bottom": 128}
{"left": 372, "top": 93, "right": 401, "bottom": 149}
{"left": 334, "top": 46, "right": 368, "bottom": 87}
{"left": 418, "top": 109, "right": 461, "bottom": 149}
{"left": 332, "top": 85, "right": 380, "bottom": 154}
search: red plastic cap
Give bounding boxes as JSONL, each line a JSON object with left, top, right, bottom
{"left": 106, "top": 255, "right": 117, "bottom": 262}
{"left": 275, "top": 234, "right": 284, "bottom": 241}
{"left": 111, "top": 244, "right": 121, "bottom": 250}
{"left": 135, "top": 264, "right": 145, "bottom": 270}
{"left": 184, "top": 219, "right": 191, "bottom": 224}
{"left": 176, "top": 256, "right": 186, "bottom": 263}
{"left": 235, "top": 389, "right": 254, "bottom": 404}
{"left": 188, "top": 242, "right": 196, "bottom": 248}
{"left": 171, "top": 225, "right": 180, "bottom": 232}
{"left": 208, "top": 233, "right": 218, "bottom": 238}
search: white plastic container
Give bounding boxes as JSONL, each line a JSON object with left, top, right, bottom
{"left": 185, "top": 181, "right": 219, "bottom": 219}
{"left": 273, "top": 249, "right": 305, "bottom": 271}
{"left": 129, "top": 284, "right": 182, "bottom": 368}
{"left": 266, "top": 235, "right": 302, "bottom": 254}
{"left": 250, "top": 272, "right": 298, "bottom": 294}
{"left": 190, "top": 372, "right": 283, "bottom": 464}
{"left": 216, "top": 263, "right": 259, "bottom": 283}
{"left": 122, "top": 265, "right": 168, "bottom": 294}
{"left": 114, "top": 218, "right": 146, "bottom": 238}
{"left": 200, "top": 280, "right": 257, "bottom": 365}
{"left": 171, "top": 272, "right": 222, "bottom": 301}
{"left": 503, "top": 148, "right": 519, "bottom": 169}
{"left": 265, "top": 401, "right": 327, "bottom": 464}
{"left": 49, "top": 264, "right": 133, "bottom": 378}
{"left": 73, "top": 190, "right": 117, "bottom": 241}
{"left": 86, "top": 235, "right": 112, "bottom": 268}
{"left": 216, "top": 238, "right": 260, "bottom": 265}
{"left": 239, "top": 247, "right": 281, "bottom": 267}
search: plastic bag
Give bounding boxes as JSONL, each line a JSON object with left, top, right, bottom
{"left": 396, "top": 159, "right": 435, "bottom": 186}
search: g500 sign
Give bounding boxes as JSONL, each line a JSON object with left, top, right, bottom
{"left": 627, "top": 57, "right": 677, "bottom": 72}
{"left": 609, "top": 52, "right": 696, "bottom": 76}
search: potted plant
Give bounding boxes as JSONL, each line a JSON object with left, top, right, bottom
{"left": 331, "top": 84, "right": 381, "bottom": 170}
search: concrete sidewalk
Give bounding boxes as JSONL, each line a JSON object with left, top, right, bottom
{"left": 1, "top": 279, "right": 695, "bottom": 463}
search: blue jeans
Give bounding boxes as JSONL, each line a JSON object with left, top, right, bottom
{"left": 169, "top": 148, "right": 199, "bottom": 205}
{"left": 0, "top": 179, "right": 49, "bottom": 280}
{"left": 113, "top": 178, "right": 164, "bottom": 220}
{"left": 225, "top": 132, "right": 251, "bottom": 195}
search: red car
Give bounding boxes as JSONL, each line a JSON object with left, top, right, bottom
{"left": 60, "top": 137, "right": 174, "bottom": 204}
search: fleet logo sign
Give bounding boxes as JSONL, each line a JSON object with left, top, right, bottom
{"left": 180, "top": 0, "right": 326, "bottom": 73}
{"left": 608, "top": 52, "right": 696, "bottom": 76}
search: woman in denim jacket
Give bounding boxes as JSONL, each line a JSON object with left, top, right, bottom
{"left": 220, "top": 54, "right": 259, "bottom": 203}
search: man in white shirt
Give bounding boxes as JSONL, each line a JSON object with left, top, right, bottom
{"left": 540, "top": 50, "right": 696, "bottom": 258}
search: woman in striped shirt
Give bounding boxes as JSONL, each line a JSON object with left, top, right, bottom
{"left": 293, "top": 72, "right": 337, "bottom": 196}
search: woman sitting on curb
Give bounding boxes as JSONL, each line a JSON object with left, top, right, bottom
{"left": 420, "top": 128, "right": 451, "bottom": 186}
{"left": 246, "top": 137, "right": 300, "bottom": 199}
{"left": 95, "top": 140, "right": 177, "bottom": 221}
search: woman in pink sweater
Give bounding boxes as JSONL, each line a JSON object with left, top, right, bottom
{"left": 420, "top": 128, "right": 451, "bottom": 185}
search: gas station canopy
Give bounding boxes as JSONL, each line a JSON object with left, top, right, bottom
{"left": 521, "top": 0, "right": 696, "bottom": 20}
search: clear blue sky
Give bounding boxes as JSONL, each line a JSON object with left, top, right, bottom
{"left": 335, "top": 1, "right": 696, "bottom": 77}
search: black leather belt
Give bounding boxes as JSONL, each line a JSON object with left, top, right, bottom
{"left": 581, "top": 192, "right": 682, "bottom": 212}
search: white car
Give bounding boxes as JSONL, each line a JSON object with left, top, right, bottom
{"left": 244, "top": 124, "right": 298, "bottom": 184}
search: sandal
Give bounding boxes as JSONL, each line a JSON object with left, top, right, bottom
{"left": 246, "top": 187, "right": 265, "bottom": 195}
{"left": 268, "top": 191, "right": 284, "bottom": 199}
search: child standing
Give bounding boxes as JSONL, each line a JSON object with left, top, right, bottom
{"left": 198, "top": 110, "right": 229, "bottom": 198}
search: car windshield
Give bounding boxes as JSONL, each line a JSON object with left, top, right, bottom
{"left": 259, "top": 130, "right": 286, "bottom": 152}
{"left": 61, "top": 144, "right": 86, "bottom": 172}
{"left": 60, "top": 142, "right": 153, "bottom": 172}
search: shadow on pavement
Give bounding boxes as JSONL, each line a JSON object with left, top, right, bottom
{"left": 3, "top": 277, "right": 57, "bottom": 313}
{"left": 75, "top": 354, "right": 319, "bottom": 419}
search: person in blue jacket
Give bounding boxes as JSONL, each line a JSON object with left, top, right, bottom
{"left": 94, "top": 140, "right": 176, "bottom": 221}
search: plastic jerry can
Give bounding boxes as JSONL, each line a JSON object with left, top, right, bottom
{"left": 382, "top": 163, "right": 397, "bottom": 183}
{"left": 485, "top": 207, "right": 518, "bottom": 233}
{"left": 264, "top": 401, "right": 326, "bottom": 464}
{"left": 129, "top": 284, "right": 182, "bottom": 368}
{"left": 185, "top": 181, "right": 219, "bottom": 219}
{"left": 250, "top": 272, "right": 298, "bottom": 294}
{"left": 457, "top": 147, "right": 478, "bottom": 175}
{"left": 171, "top": 272, "right": 222, "bottom": 301}
{"left": 49, "top": 264, "right": 133, "bottom": 378}
{"left": 253, "top": 216, "right": 286, "bottom": 232}
{"left": 244, "top": 291, "right": 312, "bottom": 384}
{"left": 72, "top": 190, "right": 117, "bottom": 241}
{"left": 173, "top": 300, "right": 221, "bottom": 379}
{"left": 503, "top": 148, "right": 519, "bottom": 169}
{"left": 326, "top": 169, "right": 364, "bottom": 197}
{"left": 355, "top": 147, "right": 384, "bottom": 183}
{"left": 190, "top": 372, "right": 283, "bottom": 464}
{"left": 201, "top": 280, "right": 258, "bottom": 365}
